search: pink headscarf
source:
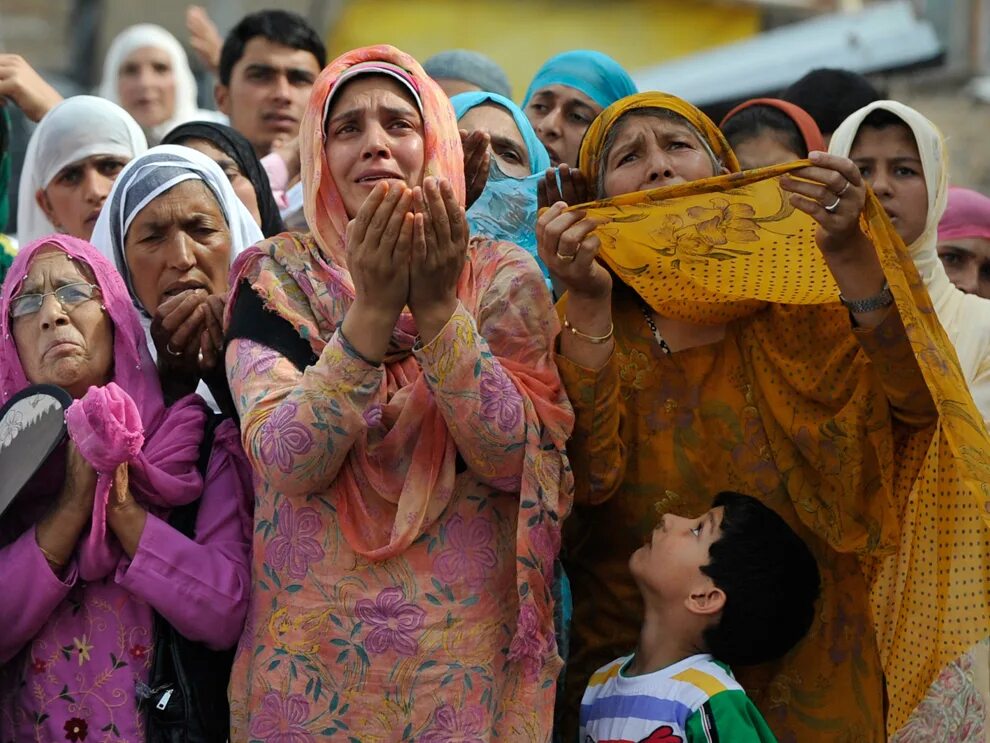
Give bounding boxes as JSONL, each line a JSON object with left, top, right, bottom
{"left": 938, "top": 186, "right": 990, "bottom": 242}
{"left": 1, "top": 235, "right": 206, "bottom": 579}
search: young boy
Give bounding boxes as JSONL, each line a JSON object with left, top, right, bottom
{"left": 579, "top": 491, "right": 820, "bottom": 743}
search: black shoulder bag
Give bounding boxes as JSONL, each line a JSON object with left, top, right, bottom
{"left": 139, "top": 413, "right": 236, "bottom": 742}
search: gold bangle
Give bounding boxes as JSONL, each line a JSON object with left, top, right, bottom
{"left": 39, "top": 546, "right": 66, "bottom": 569}
{"left": 562, "top": 316, "right": 614, "bottom": 344}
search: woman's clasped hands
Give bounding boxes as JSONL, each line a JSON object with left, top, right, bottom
{"left": 341, "top": 177, "right": 468, "bottom": 363}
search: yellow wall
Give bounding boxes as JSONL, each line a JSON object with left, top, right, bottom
{"left": 327, "top": 0, "right": 759, "bottom": 102}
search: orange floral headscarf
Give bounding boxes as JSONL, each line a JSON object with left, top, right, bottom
{"left": 300, "top": 45, "right": 465, "bottom": 274}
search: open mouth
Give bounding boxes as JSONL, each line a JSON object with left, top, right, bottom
{"left": 356, "top": 172, "right": 405, "bottom": 185}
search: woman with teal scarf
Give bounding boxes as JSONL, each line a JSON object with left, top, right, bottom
{"left": 522, "top": 50, "right": 637, "bottom": 168}
{"left": 452, "top": 91, "right": 551, "bottom": 283}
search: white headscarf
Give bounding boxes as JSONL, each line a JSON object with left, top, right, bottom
{"left": 98, "top": 23, "right": 225, "bottom": 144}
{"left": 830, "top": 100, "right": 990, "bottom": 423}
{"left": 90, "top": 145, "right": 263, "bottom": 409}
{"left": 16, "top": 96, "right": 147, "bottom": 244}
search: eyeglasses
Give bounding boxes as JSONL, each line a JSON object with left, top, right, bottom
{"left": 10, "top": 283, "right": 102, "bottom": 319}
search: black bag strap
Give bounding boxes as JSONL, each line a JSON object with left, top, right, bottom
{"left": 168, "top": 412, "right": 224, "bottom": 539}
{"left": 144, "top": 412, "right": 231, "bottom": 743}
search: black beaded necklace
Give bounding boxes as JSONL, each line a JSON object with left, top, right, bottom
{"left": 640, "top": 303, "right": 671, "bottom": 355}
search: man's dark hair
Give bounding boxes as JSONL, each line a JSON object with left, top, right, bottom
{"left": 219, "top": 10, "right": 327, "bottom": 85}
{"left": 721, "top": 105, "right": 806, "bottom": 158}
{"left": 781, "top": 68, "right": 883, "bottom": 136}
{"left": 700, "top": 491, "right": 820, "bottom": 667}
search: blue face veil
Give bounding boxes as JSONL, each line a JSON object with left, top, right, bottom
{"left": 452, "top": 92, "right": 552, "bottom": 285}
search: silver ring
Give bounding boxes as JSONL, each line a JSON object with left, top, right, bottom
{"left": 556, "top": 250, "right": 576, "bottom": 263}
{"left": 824, "top": 196, "right": 841, "bottom": 213}
{"left": 837, "top": 181, "right": 850, "bottom": 196}
{"left": 165, "top": 343, "right": 183, "bottom": 357}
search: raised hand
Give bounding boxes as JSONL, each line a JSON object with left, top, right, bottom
{"left": 536, "top": 201, "right": 610, "bottom": 301}
{"left": 537, "top": 164, "right": 589, "bottom": 210}
{"left": 461, "top": 129, "right": 491, "bottom": 209}
{"left": 409, "top": 177, "right": 469, "bottom": 342}
{"left": 781, "top": 151, "right": 868, "bottom": 255}
{"left": 782, "top": 151, "right": 888, "bottom": 327}
{"left": 186, "top": 5, "right": 223, "bottom": 74}
{"left": 0, "top": 54, "right": 62, "bottom": 122}
{"left": 340, "top": 181, "right": 415, "bottom": 363}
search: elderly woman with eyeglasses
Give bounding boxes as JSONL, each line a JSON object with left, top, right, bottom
{"left": 0, "top": 235, "right": 252, "bottom": 742}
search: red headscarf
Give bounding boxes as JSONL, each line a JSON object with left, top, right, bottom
{"left": 721, "top": 97, "right": 826, "bottom": 155}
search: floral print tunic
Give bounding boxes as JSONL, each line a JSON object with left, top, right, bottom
{"left": 225, "top": 236, "right": 572, "bottom": 742}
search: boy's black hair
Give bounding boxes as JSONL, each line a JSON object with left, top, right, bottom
{"left": 218, "top": 10, "right": 327, "bottom": 86}
{"left": 781, "top": 68, "right": 883, "bottom": 136}
{"left": 700, "top": 491, "right": 820, "bottom": 667}
{"left": 721, "top": 105, "right": 806, "bottom": 159}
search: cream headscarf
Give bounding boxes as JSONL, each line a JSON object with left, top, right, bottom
{"left": 830, "top": 100, "right": 990, "bottom": 424}
{"left": 16, "top": 96, "right": 147, "bottom": 244}
{"left": 90, "top": 144, "right": 263, "bottom": 410}
{"left": 98, "top": 24, "right": 225, "bottom": 144}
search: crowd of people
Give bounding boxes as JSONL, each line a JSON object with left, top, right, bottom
{"left": 0, "top": 7, "right": 989, "bottom": 743}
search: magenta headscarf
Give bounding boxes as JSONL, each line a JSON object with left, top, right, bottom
{"left": 938, "top": 186, "right": 990, "bottom": 242}
{"left": 1, "top": 235, "right": 206, "bottom": 579}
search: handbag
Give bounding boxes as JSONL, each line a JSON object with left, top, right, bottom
{"left": 138, "top": 413, "right": 235, "bottom": 742}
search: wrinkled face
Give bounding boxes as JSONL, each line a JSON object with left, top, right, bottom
{"left": 629, "top": 506, "right": 725, "bottom": 603}
{"left": 458, "top": 103, "right": 531, "bottom": 179}
{"left": 324, "top": 76, "right": 426, "bottom": 219}
{"left": 937, "top": 236, "right": 990, "bottom": 299}
{"left": 179, "top": 138, "right": 263, "bottom": 228}
{"left": 731, "top": 131, "right": 803, "bottom": 171}
{"left": 850, "top": 124, "right": 928, "bottom": 245}
{"left": 38, "top": 155, "right": 129, "bottom": 240}
{"left": 123, "top": 180, "right": 232, "bottom": 314}
{"left": 117, "top": 46, "right": 176, "bottom": 130}
{"left": 434, "top": 78, "right": 481, "bottom": 98}
{"left": 11, "top": 248, "right": 113, "bottom": 399}
{"left": 524, "top": 84, "right": 601, "bottom": 167}
{"left": 216, "top": 38, "right": 321, "bottom": 157}
{"left": 602, "top": 114, "right": 717, "bottom": 198}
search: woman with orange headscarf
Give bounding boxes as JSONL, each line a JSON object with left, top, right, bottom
{"left": 223, "top": 45, "right": 573, "bottom": 741}
{"left": 539, "top": 92, "right": 990, "bottom": 741}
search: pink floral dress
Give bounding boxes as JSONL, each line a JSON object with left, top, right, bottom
{"left": 225, "top": 236, "right": 573, "bottom": 742}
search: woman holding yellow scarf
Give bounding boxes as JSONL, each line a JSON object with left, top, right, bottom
{"left": 540, "top": 92, "right": 990, "bottom": 741}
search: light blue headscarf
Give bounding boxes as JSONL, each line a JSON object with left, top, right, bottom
{"left": 451, "top": 92, "right": 552, "bottom": 285}
{"left": 452, "top": 91, "right": 551, "bottom": 175}
{"left": 521, "top": 50, "right": 637, "bottom": 109}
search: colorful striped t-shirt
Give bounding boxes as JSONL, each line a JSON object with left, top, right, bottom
{"left": 579, "top": 653, "right": 778, "bottom": 742}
